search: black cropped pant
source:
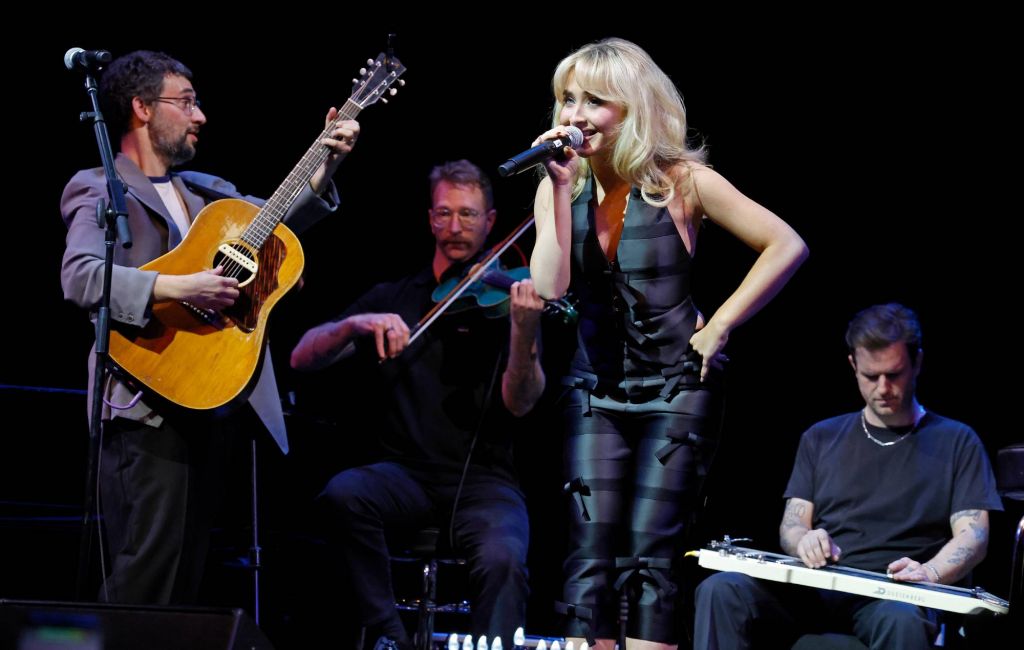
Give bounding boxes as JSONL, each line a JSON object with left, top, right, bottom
{"left": 560, "top": 384, "right": 717, "bottom": 644}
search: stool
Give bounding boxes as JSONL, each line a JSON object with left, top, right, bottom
{"left": 389, "top": 526, "right": 470, "bottom": 650}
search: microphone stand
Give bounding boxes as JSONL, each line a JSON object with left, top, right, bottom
{"left": 72, "top": 64, "right": 133, "bottom": 600}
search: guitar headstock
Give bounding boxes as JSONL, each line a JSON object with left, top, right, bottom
{"left": 350, "top": 52, "right": 407, "bottom": 109}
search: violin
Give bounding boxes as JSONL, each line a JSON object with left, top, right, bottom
{"left": 431, "top": 263, "right": 578, "bottom": 326}
{"left": 408, "top": 213, "right": 573, "bottom": 349}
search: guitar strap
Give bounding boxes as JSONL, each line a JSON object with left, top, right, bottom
{"left": 178, "top": 176, "right": 237, "bottom": 202}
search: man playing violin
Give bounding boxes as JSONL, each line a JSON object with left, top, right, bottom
{"left": 291, "top": 159, "right": 545, "bottom": 650}
{"left": 693, "top": 303, "right": 1002, "bottom": 649}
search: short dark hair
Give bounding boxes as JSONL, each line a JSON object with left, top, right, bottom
{"left": 428, "top": 159, "right": 494, "bottom": 210}
{"left": 845, "top": 303, "right": 922, "bottom": 365}
{"left": 100, "top": 50, "right": 192, "bottom": 140}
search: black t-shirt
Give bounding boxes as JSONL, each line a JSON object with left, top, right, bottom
{"left": 783, "top": 411, "right": 1002, "bottom": 574}
{"left": 336, "top": 265, "right": 518, "bottom": 485}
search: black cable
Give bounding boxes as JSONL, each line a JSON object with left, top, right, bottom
{"left": 448, "top": 343, "right": 506, "bottom": 550}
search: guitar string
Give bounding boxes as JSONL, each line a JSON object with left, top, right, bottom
{"left": 213, "top": 72, "right": 391, "bottom": 307}
{"left": 216, "top": 100, "right": 359, "bottom": 283}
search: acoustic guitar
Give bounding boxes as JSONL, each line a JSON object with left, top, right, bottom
{"left": 109, "top": 52, "right": 406, "bottom": 410}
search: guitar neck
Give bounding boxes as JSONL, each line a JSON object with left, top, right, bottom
{"left": 241, "top": 50, "right": 406, "bottom": 250}
{"left": 243, "top": 98, "right": 363, "bottom": 249}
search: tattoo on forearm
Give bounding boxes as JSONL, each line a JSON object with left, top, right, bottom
{"left": 781, "top": 500, "right": 806, "bottom": 530}
{"left": 969, "top": 521, "right": 988, "bottom": 543}
{"left": 946, "top": 546, "right": 974, "bottom": 567}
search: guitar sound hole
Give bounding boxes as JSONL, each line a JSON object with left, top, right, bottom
{"left": 212, "top": 244, "right": 256, "bottom": 286}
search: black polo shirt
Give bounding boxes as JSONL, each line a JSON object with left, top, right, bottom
{"left": 336, "top": 265, "right": 518, "bottom": 485}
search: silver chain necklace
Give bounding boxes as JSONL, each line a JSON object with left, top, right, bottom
{"left": 860, "top": 408, "right": 923, "bottom": 447}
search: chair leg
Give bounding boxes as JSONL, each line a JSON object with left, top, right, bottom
{"left": 416, "top": 558, "right": 438, "bottom": 650}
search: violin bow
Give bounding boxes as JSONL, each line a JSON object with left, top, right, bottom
{"left": 408, "top": 213, "right": 536, "bottom": 346}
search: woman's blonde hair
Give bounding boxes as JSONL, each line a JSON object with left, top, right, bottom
{"left": 552, "top": 37, "right": 706, "bottom": 206}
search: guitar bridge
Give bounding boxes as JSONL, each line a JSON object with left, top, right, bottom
{"left": 180, "top": 301, "right": 227, "bottom": 328}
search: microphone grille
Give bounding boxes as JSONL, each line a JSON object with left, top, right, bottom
{"left": 564, "top": 126, "right": 584, "bottom": 149}
{"left": 63, "top": 47, "right": 84, "bottom": 70}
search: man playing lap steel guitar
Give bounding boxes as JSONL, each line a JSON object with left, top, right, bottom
{"left": 693, "top": 303, "right": 1003, "bottom": 649}
{"left": 61, "top": 50, "right": 359, "bottom": 604}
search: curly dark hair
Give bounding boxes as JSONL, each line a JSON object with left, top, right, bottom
{"left": 99, "top": 50, "right": 192, "bottom": 140}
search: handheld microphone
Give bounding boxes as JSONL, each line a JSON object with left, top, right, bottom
{"left": 64, "top": 47, "right": 112, "bottom": 71}
{"left": 497, "top": 127, "right": 584, "bottom": 177}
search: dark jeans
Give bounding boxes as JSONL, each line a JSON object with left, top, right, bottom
{"left": 321, "top": 461, "right": 530, "bottom": 649}
{"left": 693, "top": 572, "right": 937, "bottom": 650}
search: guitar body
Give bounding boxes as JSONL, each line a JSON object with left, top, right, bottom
{"left": 109, "top": 198, "right": 304, "bottom": 410}
{"left": 105, "top": 50, "right": 406, "bottom": 411}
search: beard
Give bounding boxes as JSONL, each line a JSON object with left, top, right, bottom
{"left": 149, "top": 120, "right": 197, "bottom": 168}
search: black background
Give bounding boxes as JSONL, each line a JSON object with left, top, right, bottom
{"left": 1, "top": 12, "right": 1017, "bottom": 648}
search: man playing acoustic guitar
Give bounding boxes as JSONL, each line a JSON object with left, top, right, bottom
{"left": 61, "top": 50, "right": 359, "bottom": 604}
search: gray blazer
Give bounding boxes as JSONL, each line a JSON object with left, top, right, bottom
{"left": 60, "top": 153, "right": 339, "bottom": 453}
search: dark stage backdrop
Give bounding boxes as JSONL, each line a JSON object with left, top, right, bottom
{"left": 3, "top": 14, "right": 1016, "bottom": 648}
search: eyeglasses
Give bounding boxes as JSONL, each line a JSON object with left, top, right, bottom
{"left": 429, "top": 207, "right": 488, "bottom": 228}
{"left": 153, "top": 96, "right": 202, "bottom": 115}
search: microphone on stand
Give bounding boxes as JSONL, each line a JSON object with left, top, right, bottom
{"left": 64, "top": 47, "right": 112, "bottom": 71}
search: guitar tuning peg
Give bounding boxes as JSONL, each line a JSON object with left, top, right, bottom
{"left": 359, "top": 68, "right": 367, "bottom": 76}
{"left": 366, "top": 58, "right": 374, "bottom": 66}
{"left": 351, "top": 78, "right": 359, "bottom": 84}
{"left": 398, "top": 79, "right": 406, "bottom": 86}
{"left": 380, "top": 97, "right": 388, "bottom": 104}
{"left": 389, "top": 88, "right": 398, "bottom": 96}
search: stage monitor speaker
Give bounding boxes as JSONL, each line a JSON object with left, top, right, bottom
{"left": 0, "top": 599, "right": 274, "bottom": 650}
